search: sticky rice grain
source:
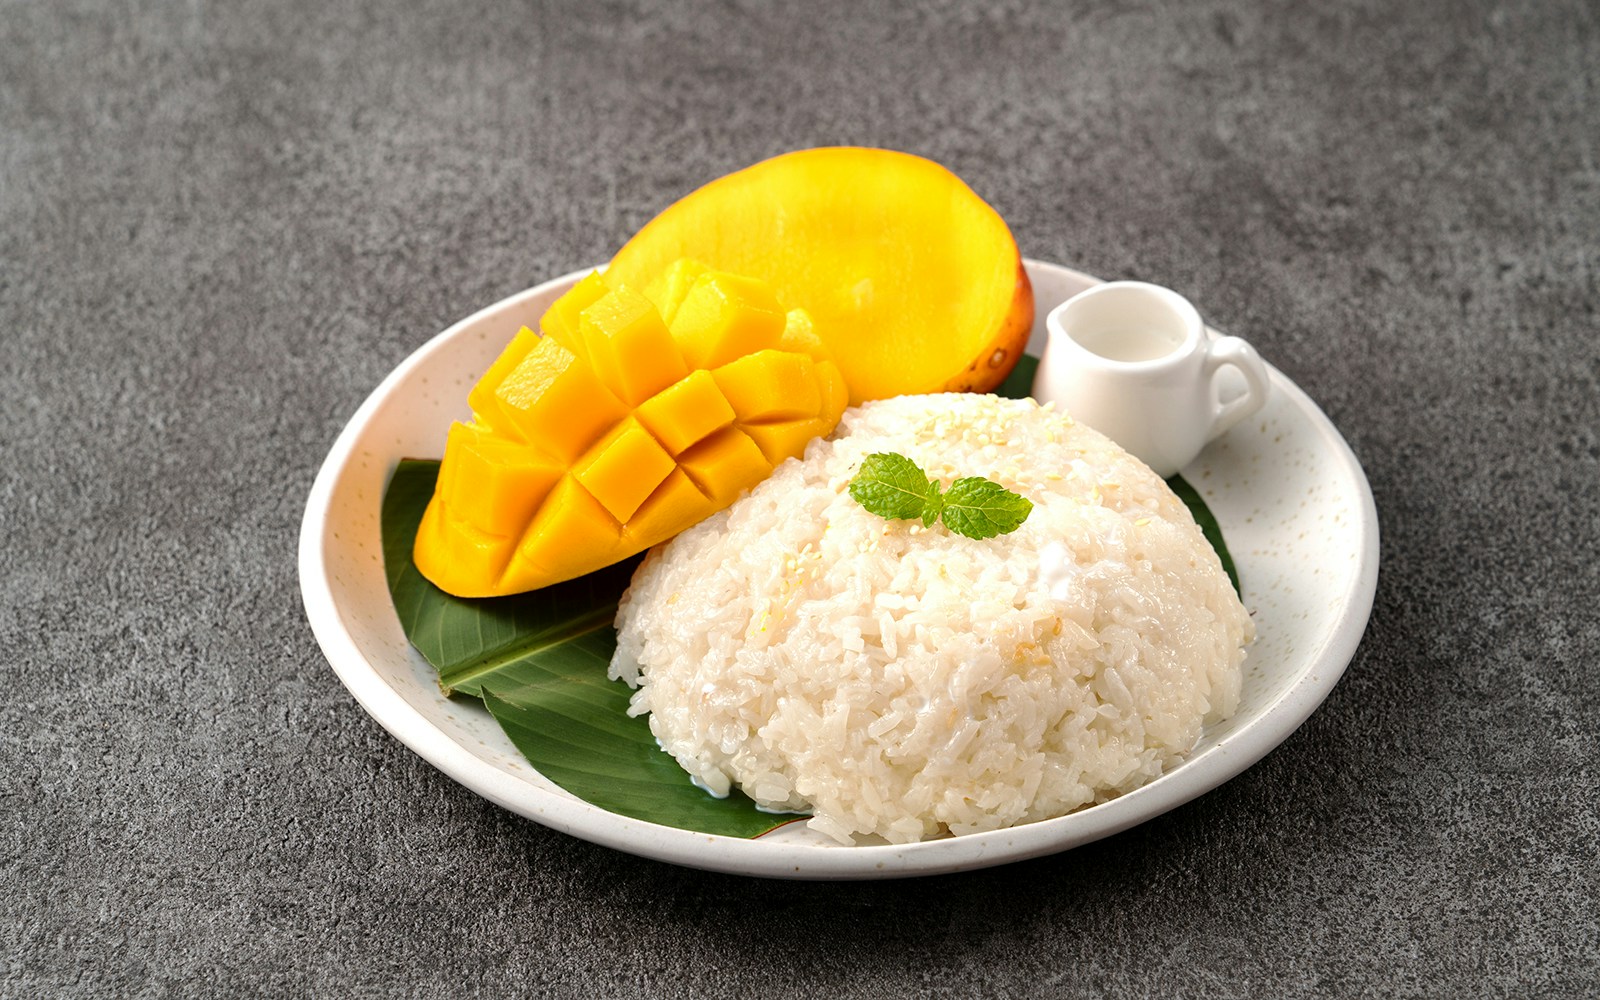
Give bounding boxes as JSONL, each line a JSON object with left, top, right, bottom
{"left": 611, "top": 394, "right": 1252, "bottom": 844}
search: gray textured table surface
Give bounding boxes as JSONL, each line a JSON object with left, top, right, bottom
{"left": 5, "top": 1, "right": 1597, "bottom": 996}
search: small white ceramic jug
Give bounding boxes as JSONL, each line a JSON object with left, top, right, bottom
{"left": 1032, "top": 281, "right": 1270, "bottom": 477}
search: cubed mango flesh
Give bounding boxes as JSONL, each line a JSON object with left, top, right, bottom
{"left": 413, "top": 264, "right": 849, "bottom": 597}
{"left": 512, "top": 477, "right": 623, "bottom": 586}
{"left": 711, "top": 349, "right": 821, "bottom": 423}
{"left": 633, "top": 369, "right": 735, "bottom": 455}
{"left": 493, "top": 337, "right": 629, "bottom": 463}
{"left": 466, "top": 326, "right": 542, "bottom": 439}
{"left": 415, "top": 501, "right": 517, "bottom": 589}
{"left": 643, "top": 258, "right": 711, "bottom": 327}
{"left": 573, "top": 418, "right": 676, "bottom": 523}
{"left": 739, "top": 417, "right": 835, "bottom": 466}
{"left": 438, "top": 421, "right": 561, "bottom": 537}
{"left": 577, "top": 285, "right": 687, "bottom": 406}
{"left": 539, "top": 269, "right": 609, "bottom": 362}
{"left": 622, "top": 468, "right": 708, "bottom": 550}
{"left": 668, "top": 271, "right": 787, "bottom": 370}
{"left": 678, "top": 426, "right": 772, "bottom": 507}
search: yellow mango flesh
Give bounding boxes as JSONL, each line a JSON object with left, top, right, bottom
{"left": 578, "top": 286, "right": 688, "bottom": 405}
{"left": 413, "top": 267, "right": 848, "bottom": 597}
{"left": 605, "top": 147, "right": 1034, "bottom": 404}
{"left": 493, "top": 337, "right": 628, "bottom": 464}
{"left": 668, "top": 270, "right": 787, "bottom": 370}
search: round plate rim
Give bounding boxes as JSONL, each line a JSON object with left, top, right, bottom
{"left": 298, "top": 259, "right": 1379, "bottom": 880}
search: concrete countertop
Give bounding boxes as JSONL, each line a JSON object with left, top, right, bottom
{"left": 4, "top": 1, "right": 1596, "bottom": 996}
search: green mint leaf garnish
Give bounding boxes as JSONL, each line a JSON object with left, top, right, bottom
{"left": 939, "top": 477, "right": 1035, "bottom": 539}
{"left": 849, "top": 454, "right": 1032, "bottom": 539}
{"left": 849, "top": 452, "right": 943, "bottom": 523}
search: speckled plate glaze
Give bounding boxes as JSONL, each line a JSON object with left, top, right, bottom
{"left": 299, "top": 260, "right": 1378, "bottom": 879}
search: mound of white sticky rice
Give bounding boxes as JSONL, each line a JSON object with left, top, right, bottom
{"left": 610, "top": 394, "right": 1253, "bottom": 844}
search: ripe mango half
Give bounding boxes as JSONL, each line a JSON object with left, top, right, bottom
{"left": 413, "top": 263, "right": 848, "bottom": 597}
{"left": 605, "top": 147, "right": 1033, "bottom": 404}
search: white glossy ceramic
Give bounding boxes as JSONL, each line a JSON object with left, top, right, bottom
{"left": 1035, "top": 281, "right": 1271, "bottom": 477}
{"left": 299, "top": 260, "right": 1379, "bottom": 879}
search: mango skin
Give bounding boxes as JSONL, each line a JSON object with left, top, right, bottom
{"left": 606, "top": 147, "right": 1034, "bottom": 403}
{"left": 414, "top": 266, "right": 848, "bottom": 598}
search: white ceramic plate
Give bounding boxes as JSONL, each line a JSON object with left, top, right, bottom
{"left": 299, "top": 260, "right": 1378, "bottom": 879}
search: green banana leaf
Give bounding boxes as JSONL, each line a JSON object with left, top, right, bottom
{"left": 381, "top": 459, "right": 796, "bottom": 838}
